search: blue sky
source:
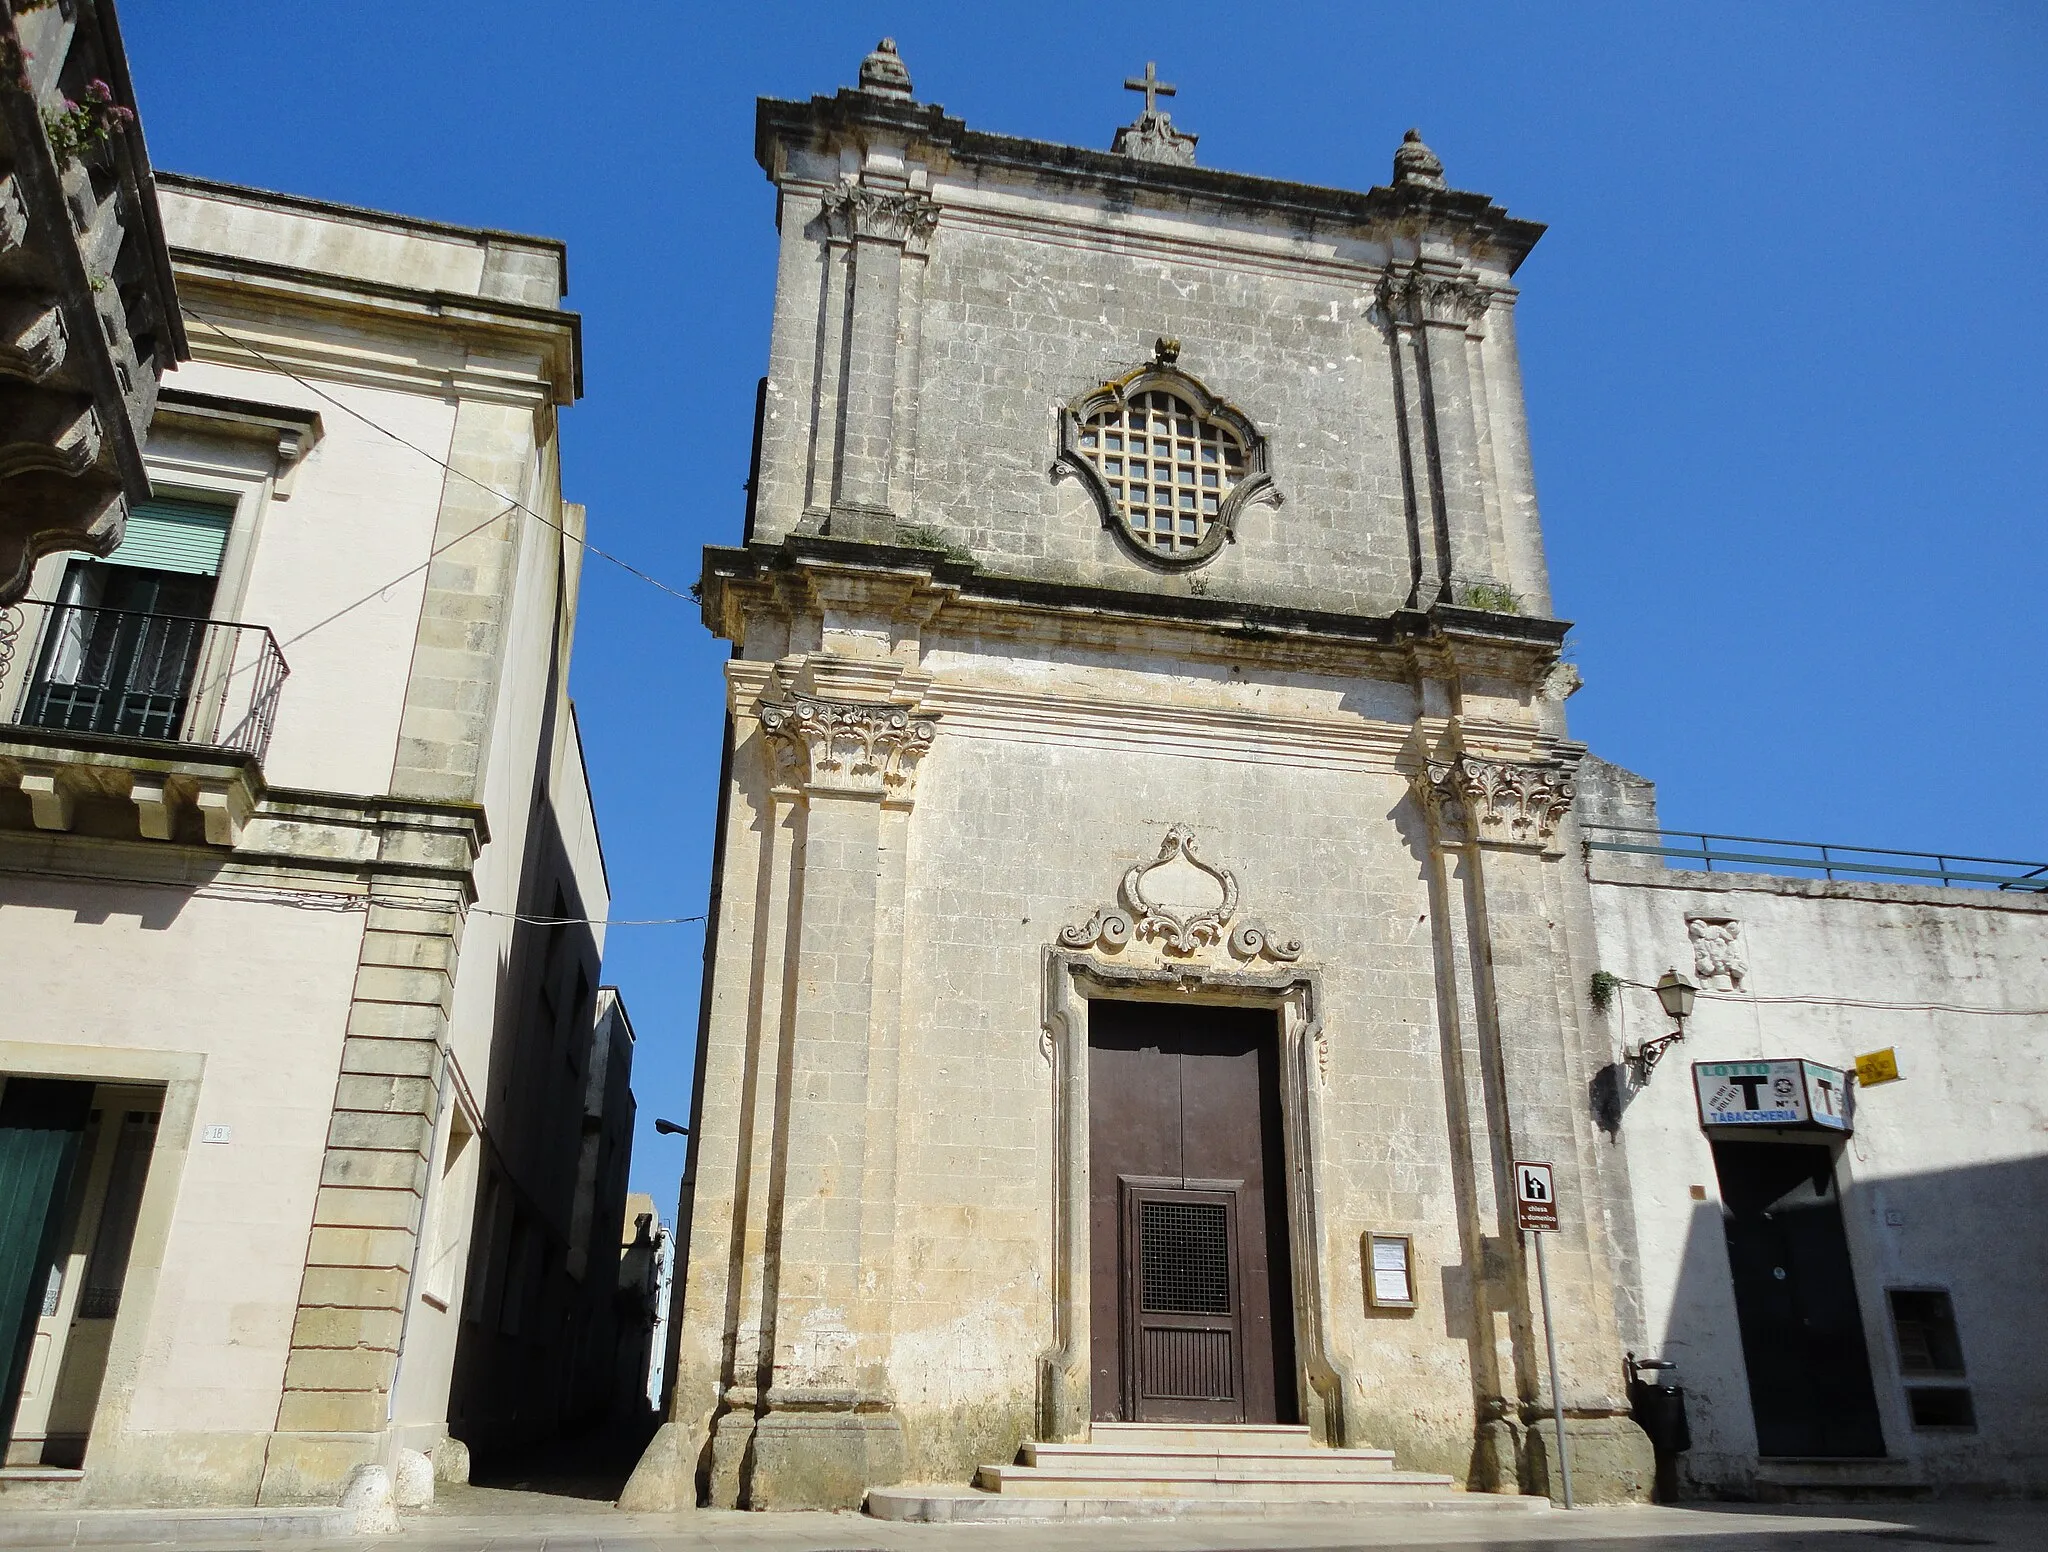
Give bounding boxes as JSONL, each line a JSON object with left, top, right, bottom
{"left": 122, "top": 3, "right": 2047, "bottom": 1199}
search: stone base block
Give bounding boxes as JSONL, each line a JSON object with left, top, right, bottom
{"left": 256, "top": 1431, "right": 380, "bottom": 1506}
{"left": 747, "top": 1409, "right": 905, "bottom": 1511}
{"left": 618, "top": 1420, "right": 690, "bottom": 1512}
{"left": 1525, "top": 1415, "right": 1654, "bottom": 1505}
{"left": 705, "top": 1410, "right": 755, "bottom": 1510}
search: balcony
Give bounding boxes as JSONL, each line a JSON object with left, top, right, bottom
{"left": 0, "top": 597, "right": 287, "bottom": 845}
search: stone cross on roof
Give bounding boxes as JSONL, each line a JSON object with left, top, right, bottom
{"left": 1114, "top": 60, "right": 1197, "bottom": 167}
{"left": 1123, "top": 61, "right": 1175, "bottom": 117}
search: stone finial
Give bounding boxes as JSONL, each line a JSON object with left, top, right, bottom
{"left": 1393, "top": 127, "right": 1447, "bottom": 191}
{"left": 858, "top": 38, "right": 914, "bottom": 99}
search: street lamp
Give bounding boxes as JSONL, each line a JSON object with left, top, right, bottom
{"left": 654, "top": 1117, "right": 689, "bottom": 1137}
{"left": 1630, "top": 969, "right": 1697, "bottom": 1081}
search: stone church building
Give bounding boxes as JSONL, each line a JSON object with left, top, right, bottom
{"left": 630, "top": 41, "right": 1640, "bottom": 1511}
{"left": 627, "top": 42, "right": 2047, "bottom": 1515}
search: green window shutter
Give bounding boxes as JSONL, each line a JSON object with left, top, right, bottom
{"left": 106, "top": 498, "right": 234, "bottom": 577}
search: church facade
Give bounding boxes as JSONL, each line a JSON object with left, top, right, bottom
{"left": 633, "top": 43, "right": 1654, "bottom": 1510}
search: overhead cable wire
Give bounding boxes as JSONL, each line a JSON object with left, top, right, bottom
{"left": 1616, "top": 976, "right": 2046, "bottom": 1019}
{"left": 179, "top": 305, "right": 701, "bottom": 605}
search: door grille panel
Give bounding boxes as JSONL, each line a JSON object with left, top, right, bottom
{"left": 1141, "top": 1198, "right": 1231, "bottom": 1314}
{"left": 1142, "top": 1327, "right": 1235, "bottom": 1399}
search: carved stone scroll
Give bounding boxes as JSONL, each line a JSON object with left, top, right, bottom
{"left": 1414, "top": 752, "right": 1579, "bottom": 853}
{"left": 819, "top": 185, "right": 941, "bottom": 253}
{"left": 758, "top": 695, "right": 936, "bottom": 801}
{"left": 1060, "top": 824, "right": 1302, "bottom": 964}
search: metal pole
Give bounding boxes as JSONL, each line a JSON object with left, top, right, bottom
{"left": 1533, "top": 1230, "right": 1575, "bottom": 1509}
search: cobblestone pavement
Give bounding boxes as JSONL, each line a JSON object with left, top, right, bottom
{"left": 6, "top": 1493, "right": 2041, "bottom": 1552}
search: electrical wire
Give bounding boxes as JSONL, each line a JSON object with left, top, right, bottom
{"left": 0, "top": 863, "right": 702, "bottom": 928}
{"left": 179, "top": 304, "right": 701, "bottom": 605}
{"left": 1617, "top": 977, "right": 2047, "bottom": 1020}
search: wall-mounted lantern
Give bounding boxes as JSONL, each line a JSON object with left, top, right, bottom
{"left": 1629, "top": 969, "right": 1697, "bottom": 1082}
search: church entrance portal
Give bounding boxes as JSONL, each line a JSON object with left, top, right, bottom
{"left": 1088, "top": 1000, "right": 1298, "bottom": 1426}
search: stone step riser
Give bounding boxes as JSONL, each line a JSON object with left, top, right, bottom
{"left": 1022, "top": 1449, "right": 1402, "bottom": 1478}
{"left": 978, "top": 1474, "right": 1458, "bottom": 1498}
{"left": 1087, "top": 1424, "right": 1314, "bottom": 1451}
{"left": 976, "top": 1475, "right": 1474, "bottom": 1502}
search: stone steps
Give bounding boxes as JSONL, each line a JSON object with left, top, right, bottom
{"left": 863, "top": 1420, "right": 1543, "bottom": 1521}
{"left": 976, "top": 1463, "right": 1466, "bottom": 1497}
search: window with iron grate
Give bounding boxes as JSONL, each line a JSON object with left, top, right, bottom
{"left": 1141, "top": 1198, "right": 1231, "bottom": 1314}
{"left": 1076, "top": 390, "right": 1247, "bottom": 557}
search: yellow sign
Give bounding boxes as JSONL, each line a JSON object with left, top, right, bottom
{"left": 1855, "top": 1048, "right": 1901, "bottom": 1086}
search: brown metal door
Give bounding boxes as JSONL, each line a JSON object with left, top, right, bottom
{"left": 1088, "top": 1000, "right": 1297, "bottom": 1424}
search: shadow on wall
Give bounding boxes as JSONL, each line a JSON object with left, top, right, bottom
{"left": 1649, "top": 1149, "right": 2048, "bottom": 1498}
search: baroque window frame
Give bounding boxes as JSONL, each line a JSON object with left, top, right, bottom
{"left": 1055, "top": 344, "right": 1280, "bottom": 570}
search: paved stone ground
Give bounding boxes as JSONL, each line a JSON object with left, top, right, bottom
{"left": 12, "top": 1494, "right": 2039, "bottom": 1552}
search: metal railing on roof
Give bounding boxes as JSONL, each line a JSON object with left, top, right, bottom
{"left": 0, "top": 598, "right": 288, "bottom": 762}
{"left": 1583, "top": 823, "right": 2048, "bottom": 893}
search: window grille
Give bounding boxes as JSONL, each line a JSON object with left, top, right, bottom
{"left": 1077, "top": 389, "right": 1246, "bottom": 557}
{"left": 1140, "top": 1198, "right": 1231, "bottom": 1315}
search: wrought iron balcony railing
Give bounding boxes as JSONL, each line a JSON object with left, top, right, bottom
{"left": 0, "top": 598, "right": 288, "bottom": 762}
{"left": 1584, "top": 823, "right": 2048, "bottom": 893}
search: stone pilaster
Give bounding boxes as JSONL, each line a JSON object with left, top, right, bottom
{"left": 1378, "top": 265, "right": 1505, "bottom": 607}
{"left": 257, "top": 809, "right": 483, "bottom": 1504}
{"left": 700, "top": 667, "right": 933, "bottom": 1509}
{"left": 816, "top": 184, "right": 938, "bottom": 535}
{"left": 1411, "top": 737, "right": 1653, "bottom": 1503}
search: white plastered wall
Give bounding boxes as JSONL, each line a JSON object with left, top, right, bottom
{"left": 1591, "top": 872, "right": 2048, "bottom": 1493}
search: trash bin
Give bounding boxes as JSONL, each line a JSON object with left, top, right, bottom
{"left": 1626, "top": 1354, "right": 1689, "bottom": 1502}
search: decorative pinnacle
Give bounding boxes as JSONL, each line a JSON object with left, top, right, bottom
{"left": 858, "top": 37, "right": 914, "bottom": 99}
{"left": 1393, "top": 127, "right": 1447, "bottom": 191}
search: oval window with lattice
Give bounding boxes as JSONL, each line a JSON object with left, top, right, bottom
{"left": 1059, "top": 345, "right": 1276, "bottom": 568}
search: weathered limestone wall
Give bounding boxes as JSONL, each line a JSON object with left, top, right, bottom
{"left": 1588, "top": 834, "right": 2048, "bottom": 1495}
{"left": 748, "top": 141, "right": 1547, "bottom": 619}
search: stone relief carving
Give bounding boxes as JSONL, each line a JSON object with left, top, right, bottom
{"left": 758, "top": 695, "right": 936, "bottom": 800}
{"left": 1414, "top": 752, "right": 1579, "bottom": 852}
{"left": 819, "top": 184, "right": 941, "bottom": 252}
{"left": 1060, "top": 824, "right": 1303, "bottom": 963}
{"left": 1374, "top": 267, "right": 1493, "bottom": 331}
{"left": 1688, "top": 917, "right": 1748, "bottom": 991}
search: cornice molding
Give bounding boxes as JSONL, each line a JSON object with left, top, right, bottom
{"left": 173, "top": 259, "right": 581, "bottom": 407}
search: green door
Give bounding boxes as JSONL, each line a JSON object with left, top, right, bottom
{"left": 0, "top": 1080, "right": 93, "bottom": 1447}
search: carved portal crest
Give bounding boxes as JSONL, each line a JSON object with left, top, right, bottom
{"left": 1061, "top": 825, "right": 1302, "bottom": 963}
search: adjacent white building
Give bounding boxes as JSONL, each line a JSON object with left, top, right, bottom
{"left": 0, "top": 176, "right": 632, "bottom": 1508}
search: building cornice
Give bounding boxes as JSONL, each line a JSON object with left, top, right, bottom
{"left": 155, "top": 171, "right": 569, "bottom": 287}
{"left": 756, "top": 91, "right": 1545, "bottom": 272}
{"left": 701, "top": 537, "right": 1569, "bottom": 681}
{"left": 171, "top": 251, "right": 583, "bottom": 404}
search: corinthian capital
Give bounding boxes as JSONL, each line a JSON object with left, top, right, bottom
{"left": 820, "top": 185, "right": 942, "bottom": 252}
{"left": 1374, "top": 267, "right": 1493, "bottom": 331}
{"left": 758, "top": 695, "right": 937, "bottom": 802}
{"left": 1414, "top": 751, "right": 1578, "bottom": 852}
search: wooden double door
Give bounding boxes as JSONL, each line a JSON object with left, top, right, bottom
{"left": 1088, "top": 1000, "right": 1298, "bottom": 1424}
